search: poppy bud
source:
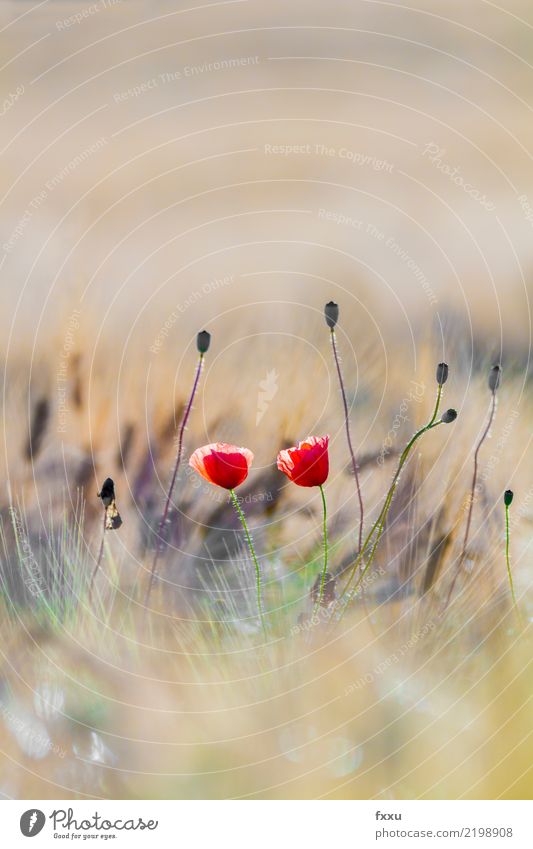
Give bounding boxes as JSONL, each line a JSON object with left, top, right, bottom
{"left": 98, "top": 477, "right": 122, "bottom": 530}
{"left": 441, "top": 408, "right": 457, "bottom": 424}
{"left": 504, "top": 489, "right": 514, "bottom": 507}
{"left": 324, "top": 301, "right": 339, "bottom": 329}
{"left": 196, "top": 330, "right": 211, "bottom": 354}
{"left": 436, "top": 362, "right": 449, "bottom": 386}
{"left": 98, "top": 477, "right": 115, "bottom": 508}
{"left": 488, "top": 364, "right": 501, "bottom": 393}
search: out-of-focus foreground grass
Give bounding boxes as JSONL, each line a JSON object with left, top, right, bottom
{"left": 0, "top": 316, "right": 531, "bottom": 800}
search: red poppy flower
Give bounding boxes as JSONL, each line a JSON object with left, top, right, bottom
{"left": 189, "top": 442, "right": 254, "bottom": 490}
{"left": 277, "top": 435, "right": 329, "bottom": 487}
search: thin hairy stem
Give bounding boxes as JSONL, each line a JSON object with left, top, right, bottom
{"left": 442, "top": 391, "right": 496, "bottom": 611}
{"left": 461, "top": 391, "right": 496, "bottom": 559}
{"left": 359, "top": 421, "right": 441, "bottom": 577}
{"left": 505, "top": 504, "right": 520, "bottom": 622}
{"left": 230, "top": 489, "right": 267, "bottom": 639}
{"left": 338, "top": 422, "right": 443, "bottom": 623}
{"left": 145, "top": 353, "right": 204, "bottom": 609}
{"left": 336, "top": 385, "right": 443, "bottom": 616}
{"left": 330, "top": 329, "right": 364, "bottom": 551}
{"left": 313, "top": 484, "right": 329, "bottom": 615}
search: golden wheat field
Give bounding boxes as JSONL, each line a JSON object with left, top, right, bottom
{"left": 0, "top": 0, "right": 532, "bottom": 804}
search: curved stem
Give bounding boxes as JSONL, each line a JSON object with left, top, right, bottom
{"left": 442, "top": 391, "right": 496, "bottom": 612}
{"left": 230, "top": 489, "right": 267, "bottom": 639}
{"left": 505, "top": 503, "right": 520, "bottom": 621}
{"left": 363, "top": 420, "right": 442, "bottom": 570}
{"left": 336, "top": 385, "right": 443, "bottom": 616}
{"left": 313, "top": 484, "right": 329, "bottom": 615}
{"left": 145, "top": 353, "right": 204, "bottom": 609}
{"left": 427, "top": 383, "right": 442, "bottom": 428}
{"left": 338, "top": 423, "right": 442, "bottom": 622}
{"left": 331, "top": 329, "right": 364, "bottom": 552}
{"left": 462, "top": 391, "right": 496, "bottom": 559}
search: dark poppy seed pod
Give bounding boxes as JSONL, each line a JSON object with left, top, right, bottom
{"left": 504, "top": 489, "right": 514, "bottom": 507}
{"left": 98, "top": 477, "right": 122, "bottom": 530}
{"left": 98, "top": 477, "right": 115, "bottom": 507}
{"left": 197, "top": 330, "right": 211, "bottom": 354}
{"left": 436, "top": 362, "right": 449, "bottom": 386}
{"left": 488, "top": 364, "right": 501, "bottom": 393}
{"left": 324, "top": 301, "right": 339, "bottom": 329}
{"left": 441, "top": 408, "right": 457, "bottom": 424}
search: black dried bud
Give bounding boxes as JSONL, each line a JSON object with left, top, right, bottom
{"left": 441, "top": 408, "right": 457, "bottom": 424}
{"left": 98, "top": 477, "right": 115, "bottom": 507}
{"left": 197, "top": 330, "right": 211, "bottom": 354}
{"left": 504, "top": 489, "right": 514, "bottom": 507}
{"left": 98, "top": 477, "right": 122, "bottom": 529}
{"left": 488, "top": 364, "right": 501, "bottom": 393}
{"left": 324, "top": 301, "right": 339, "bottom": 329}
{"left": 436, "top": 362, "right": 449, "bottom": 386}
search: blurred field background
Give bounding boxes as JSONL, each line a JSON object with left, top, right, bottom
{"left": 0, "top": 0, "right": 532, "bottom": 799}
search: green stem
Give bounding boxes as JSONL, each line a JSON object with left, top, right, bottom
{"left": 362, "top": 420, "right": 443, "bottom": 575}
{"left": 505, "top": 504, "right": 520, "bottom": 621}
{"left": 337, "top": 385, "right": 443, "bottom": 616}
{"left": 313, "top": 484, "right": 329, "bottom": 616}
{"left": 230, "top": 489, "right": 267, "bottom": 638}
{"left": 427, "top": 383, "right": 442, "bottom": 427}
